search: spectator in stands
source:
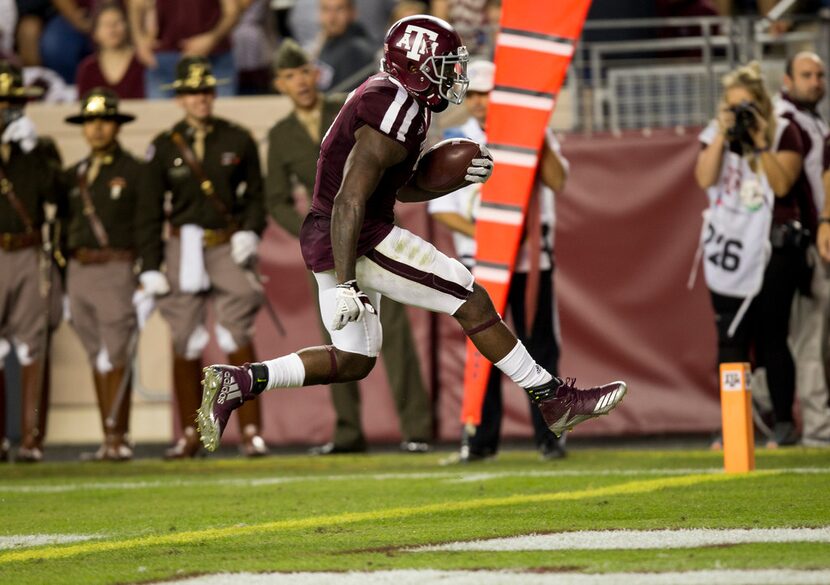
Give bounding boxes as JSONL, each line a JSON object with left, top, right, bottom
{"left": 389, "top": 0, "right": 428, "bottom": 23}
{"left": 288, "top": 0, "right": 395, "bottom": 53}
{"left": 313, "top": 0, "right": 375, "bottom": 91}
{"left": 429, "top": 61, "right": 568, "bottom": 462}
{"left": 233, "top": 0, "right": 274, "bottom": 95}
{"left": 40, "top": 0, "right": 95, "bottom": 84}
{"left": 352, "top": 0, "right": 397, "bottom": 46}
{"left": 776, "top": 52, "right": 830, "bottom": 448}
{"left": 287, "top": 0, "right": 319, "bottom": 51}
{"left": 0, "top": 1, "right": 16, "bottom": 57}
{"left": 431, "top": 0, "right": 491, "bottom": 57}
{"left": 128, "top": 0, "right": 241, "bottom": 99}
{"left": 23, "top": 63, "right": 76, "bottom": 102}
{"left": 16, "top": 1, "right": 49, "bottom": 68}
{"left": 76, "top": 1, "right": 144, "bottom": 99}
{"left": 266, "top": 40, "right": 433, "bottom": 455}
{"left": 694, "top": 62, "right": 806, "bottom": 448}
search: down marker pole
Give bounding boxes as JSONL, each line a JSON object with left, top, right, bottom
{"left": 719, "top": 362, "right": 755, "bottom": 473}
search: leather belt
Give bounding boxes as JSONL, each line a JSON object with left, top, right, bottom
{"left": 0, "top": 231, "right": 42, "bottom": 252}
{"left": 72, "top": 247, "right": 135, "bottom": 264}
{"left": 170, "top": 225, "right": 235, "bottom": 248}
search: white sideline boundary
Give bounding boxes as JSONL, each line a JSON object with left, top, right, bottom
{"left": 153, "top": 569, "right": 830, "bottom": 585}
{"left": 413, "top": 527, "right": 830, "bottom": 551}
{"left": 0, "top": 534, "right": 99, "bottom": 550}
{"left": 1, "top": 467, "right": 828, "bottom": 494}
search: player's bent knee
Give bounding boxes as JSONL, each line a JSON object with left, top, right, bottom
{"left": 334, "top": 349, "right": 376, "bottom": 382}
{"left": 453, "top": 283, "right": 497, "bottom": 329}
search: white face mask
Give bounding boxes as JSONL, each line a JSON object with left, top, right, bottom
{"left": 421, "top": 46, "right": 470, "bottom": 105}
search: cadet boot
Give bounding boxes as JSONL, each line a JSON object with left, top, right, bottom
{"left": 165, "top": 355, "right": 203, "bottom": 459}
{"left": 36, "top": 356, "right": 51, "bottom": 446}
{"left": 87, "top": 370, "right": 110, "bottom": 460}
{"left": 92, "top": 370, "right": 108, "bottom": 428}
{"left": 18, "top": 361, "right": 46, "bottom": 462}
{"left": 229, "top": 345, "right": 268, "bottom": 457}
{"left": 104, "top": 365, "right": 133, "bottom": 461}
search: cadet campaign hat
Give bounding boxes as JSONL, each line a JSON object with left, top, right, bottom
{"left": 0, "top": 60, "right": 43, "bottom": 101}
{"left": 162, "top": 56, "right": 229, "bottom": 93}
{"left": 65, "top": 87, "right": 136, "bottom": 125}
{"left": 467, "top": 60, "right": 495, "bottom": 93}
{"left": 273, "top": 39, "right": 310, "bottom": 72}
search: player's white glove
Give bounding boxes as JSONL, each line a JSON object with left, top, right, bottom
{"left": 331, "top": 279, "right": 376, "bottom": 331}
{"left": 1, "top": 115, "right": 38, "bottom": 153}
{"left": 231, "top": 230, "right": 260, "bottom": 266}
{"left": 139, "top": 270, "right": 170, "bottom": 296}
{"left": 465, "top": 144, "right": 494, "bottom": 183}
{"left": 132, "top": 288, "right": 155, "bottom": 330}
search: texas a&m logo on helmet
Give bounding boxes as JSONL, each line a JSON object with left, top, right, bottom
{"left": 395, "top": 24, "right": 439, "bottom": 61}
{"left": 382, "top": 15, "right": 469, "bottom": 109}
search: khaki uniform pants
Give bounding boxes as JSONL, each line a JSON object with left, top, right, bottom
{"left": 158, "top": 237, "right": 263, "bottom": 357}
{"left": 66, "top": 259, "right": 137, "bottom": 369}
{"left": 0, "top": 248, "right": 59, "bottom": 363}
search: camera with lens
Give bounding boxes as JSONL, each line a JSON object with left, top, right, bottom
{"left": 770, "top": 220, "right": 810, "bottom": 250}
{"left": 727, "top": 100, "right": 758, "bottom": 146}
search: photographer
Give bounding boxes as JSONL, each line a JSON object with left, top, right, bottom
{"left": 695, "top": 61, "right": 806, "bottom": 447}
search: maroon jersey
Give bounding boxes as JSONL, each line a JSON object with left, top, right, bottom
{"left": 300, "top": 73, "right": 431, "bottom": 272}
{"left": 155, "top": 0, "right": 231, "bottom": 55}
{"left": 76, "top": 53, "right": 145, "bottom": 99}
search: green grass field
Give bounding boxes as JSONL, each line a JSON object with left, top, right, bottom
{"left": 1, "top": 446, "right": 829, "bottom": 584}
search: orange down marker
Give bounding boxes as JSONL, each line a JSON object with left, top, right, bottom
{"left": 719, "top": 362, "right": 755, "bottom": 473}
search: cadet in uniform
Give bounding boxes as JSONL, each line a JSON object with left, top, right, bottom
{"left": 63, "top": 88, "right": 155, "bottom": 461}
{"left": 0, "top": 61, "right": 64, "bottom": 463}
{"left": 142, "top": 56, "right": 267, "bottom": 458}
{"left": 267, "top": 40, "right": 433, "bottom": 454}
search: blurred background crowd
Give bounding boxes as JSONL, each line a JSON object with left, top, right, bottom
{"left": 0, "top": 0, "right": 827, "bottom": 104}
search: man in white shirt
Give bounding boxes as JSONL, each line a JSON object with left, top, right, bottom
{"left": 428, "top": 60, "right": 570, "bottom": 461}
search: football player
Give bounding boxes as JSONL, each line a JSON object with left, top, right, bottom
{"left": 196, "top": 15, "right": 627, "bottom": 452}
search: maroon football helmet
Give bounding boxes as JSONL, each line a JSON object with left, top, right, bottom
{"left": 382, "top": 15, "right": 469, "bottom": 109}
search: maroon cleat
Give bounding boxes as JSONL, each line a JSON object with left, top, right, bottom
{"left": 197, "top": 364, "right": 260, "bottom": 452}
{"left": 529, "top": 377, "right": 627, "bottom": 437}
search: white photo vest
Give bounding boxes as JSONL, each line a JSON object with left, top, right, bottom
{"left": 692, "top": 119, "right": 789, "bottom": 334}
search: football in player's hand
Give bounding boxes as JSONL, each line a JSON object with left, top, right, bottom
{"left": 414, "top": 138, "right": 489, "bottom": 193}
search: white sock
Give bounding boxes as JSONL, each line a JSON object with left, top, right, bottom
{"left": 494, "top": 341, "right": 553, "bottom": 388}
{"left": 263, "top": 353, "right": 305, "bottom": 390}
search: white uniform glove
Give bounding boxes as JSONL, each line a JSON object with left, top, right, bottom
{"left": 139, "top": 270, "right": 170, "bottom": 296}
{"left": 231, "top": 230, "right": 260, "bottom": 266}
{"left": 1, "top": 115, "right": 38, "bottom": 153}
{"left": 331, "top": 280, "right": 376, "bottom": 331}
{"left": 465, "top": 144, "right": 494, "bottom": 184}
{"left": 132, "top": 288, "right": 155, "bottom": 330}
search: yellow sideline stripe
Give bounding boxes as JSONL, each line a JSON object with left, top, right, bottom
{"left": 0, "top": 472, "right": 771, "bottom": 564}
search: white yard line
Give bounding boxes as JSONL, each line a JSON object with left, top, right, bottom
{"left": 152, "top": 569, "right": 830, "bottom": 585}
{"left": 0, "top": 534, "right": 99, "bottom": 550}
{"left": 413, "top": 527, "right": 830, "bottom": 552}
{"left": 1, "top": 467, "right": 827, "bottom": 494}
